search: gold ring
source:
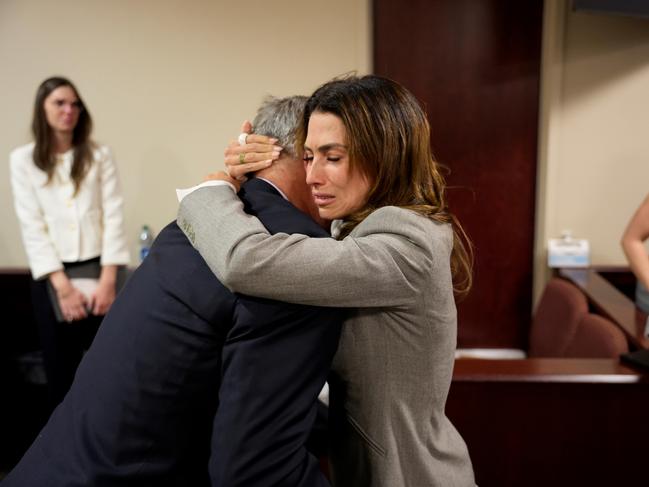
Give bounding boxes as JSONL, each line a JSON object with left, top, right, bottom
{"left": 239, "top": 153, "right": 245, "bottom": 164}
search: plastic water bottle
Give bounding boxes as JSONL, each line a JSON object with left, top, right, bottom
{"left": 138, "top": 225, "right": 154, "bottom": 262}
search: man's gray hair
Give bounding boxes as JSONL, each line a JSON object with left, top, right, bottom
{"left": 252, "top": 95, "right": 307, "bottom": 158}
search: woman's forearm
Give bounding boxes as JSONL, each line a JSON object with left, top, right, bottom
{"left": 622, "top": 193, "right": 649, "bottom": 290}
{"left": 178, "top": 185, "right": 429, "bottom": 308}
{"left": 48, "top": 270, "right": 73, "bottom": 295}
{"left": 99, "top": 265, "right": 117, "bottom": 286}
{"left": 622, "top": 239, "right": 649, "bottom": 290}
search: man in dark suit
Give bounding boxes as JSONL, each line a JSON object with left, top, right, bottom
{"left": 2, "top": 96, "right": 342, "bottom": 487}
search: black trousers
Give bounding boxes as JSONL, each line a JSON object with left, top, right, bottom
{"left": 30, "top": 259, "right": 103, "bottom": 411}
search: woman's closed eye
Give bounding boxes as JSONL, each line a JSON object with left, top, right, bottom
{"left": 303, "top": 155, "right": 342, "bottom": 163}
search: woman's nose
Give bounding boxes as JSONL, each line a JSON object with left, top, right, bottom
{"left": 305, "top": 161, "right": 323, "bottom": 186}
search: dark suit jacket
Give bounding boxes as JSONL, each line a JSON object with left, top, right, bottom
{"left": 2, "top": 178, "right": 342, "bottom": 487}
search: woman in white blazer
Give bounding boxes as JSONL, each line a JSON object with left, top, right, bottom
{"left": 9, "top": 76, "right": 129, "bottom": 409}
{"left": 179, "top": 75, "right": 476, "bottom": 486}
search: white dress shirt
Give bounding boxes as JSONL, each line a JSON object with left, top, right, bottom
{"left": 175, "top": 177, "right": 284, "bottom": 201}
{"left": 10, "top": 142, "right": 130, "bottom": 280}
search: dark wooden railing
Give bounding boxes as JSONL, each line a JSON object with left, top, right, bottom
{"left": 449, "top": 357, "right": 649, "bottom": 486}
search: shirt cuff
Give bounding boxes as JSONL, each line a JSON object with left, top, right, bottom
{"left": 176, "top": 180, "right": 236, "bottom": 202}
{"left": 317, "top": 382, "right": 330, "bottom": 407}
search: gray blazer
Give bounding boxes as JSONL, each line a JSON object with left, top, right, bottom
{"left": 178, "top": 186, "right": 475, "bottom": 487}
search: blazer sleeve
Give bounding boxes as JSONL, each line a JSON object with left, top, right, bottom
{"left": 9, "top": 150, "right": 63, "bottom": 280}
{"left": 97, "top": 147, "right": 130, "bottom": 266}
{"left": 178, "top": 185, "right": 443, "bottom": 308}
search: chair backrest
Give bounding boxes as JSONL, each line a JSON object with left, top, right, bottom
{"left": 529, "top": 278, "right": 588, "bottom": 357}
{"left": 564, "top": 313, "right": 629, "bottom": 358}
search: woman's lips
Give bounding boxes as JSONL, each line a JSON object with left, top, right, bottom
{"left": 312, "top": 193, "right": 334, "bottom": 206}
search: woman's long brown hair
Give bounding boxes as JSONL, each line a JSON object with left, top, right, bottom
{"left": 32, "top": 77, "right": 94, "bottom": 195}
{"left": 297, "top": 75, "right": 473, "bottom": 299}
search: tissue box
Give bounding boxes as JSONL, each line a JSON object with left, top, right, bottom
{"left": 548, "top": 238, "right": 590, "bottom": 268}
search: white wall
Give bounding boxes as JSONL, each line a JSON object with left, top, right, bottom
{"left": 535, "top": 1, "right": 649, "bottom": 302}
{"left": 0, "top": 0, "right": 371, "bottom": 267}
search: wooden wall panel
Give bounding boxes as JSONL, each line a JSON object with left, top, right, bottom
{"left": 374, "top": 0, "right": 544, "bottom": 347}
{"left": 448, "top": 359, "right": 649, "bottom": 486}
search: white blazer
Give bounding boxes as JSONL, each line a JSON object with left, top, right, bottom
{"left": 10, "top": 142, "right": 130, "bottom": 280}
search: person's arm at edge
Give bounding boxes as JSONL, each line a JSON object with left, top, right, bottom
{"left": 177, "top": 184, "right": 430, "bottom": 308}
{"left": 621, "top": 193, "right": 649, "bottom": 290}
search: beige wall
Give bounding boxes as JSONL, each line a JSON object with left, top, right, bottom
{"left": 4, "top": 0, "right": 647, "bottom": 308}
{"left": 535, "top": 1, "right": 649, "bottom": 302}
{"left": 0, "top": 0, "right": 371, "bottom": 267}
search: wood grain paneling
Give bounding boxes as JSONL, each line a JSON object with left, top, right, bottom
{"left": 374, "top": 0, "right": 543, "bottom": 347}
{"left": 449, "top": 358, "right": 649, "bottom": 486}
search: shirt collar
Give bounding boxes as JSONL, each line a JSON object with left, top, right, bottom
{"left": 257, "top": 177, "right": 289, "bottom": 201}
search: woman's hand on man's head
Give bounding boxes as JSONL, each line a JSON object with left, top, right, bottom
{"left": 223, "top": 120, "right": 283, "bottom": 181}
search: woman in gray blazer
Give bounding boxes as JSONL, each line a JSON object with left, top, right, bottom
{"left": 179, "top": 75, "right": 476, "bottom": 486}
